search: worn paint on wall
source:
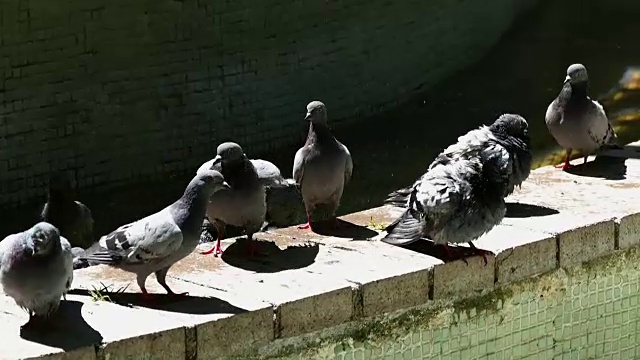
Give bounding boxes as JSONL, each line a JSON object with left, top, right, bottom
{"left": 271, "top": 249, "right": 640, "bottom": 359}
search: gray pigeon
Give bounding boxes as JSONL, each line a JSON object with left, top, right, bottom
{"left": 545, "top": 63, "right": 620, "bottom": 170}
{"left": 77, "top": 170, "right": 229, "bottom": 300}
{"left": 197, "top": 142, "right": 267, "bottom": 257}
{"left": 383, "top": 114, "right": 532, "bottom": 265}
{"left": 40, "top": 172, "right": 94, "bottom": 249}
{"left": 293, "top": 101, "right": 353, "bottom": 230}
{"left": 250, "top": 159, "right": 287, "bottom": 187}
{"left": 0, "top": 222, "right": 73, "bottom": 329}
{"left": 248, "top": 159, "right": 306, "bottom": 228}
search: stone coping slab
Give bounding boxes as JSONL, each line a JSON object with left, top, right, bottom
{"left": 4, "top": 142, "right": 640, "bottom": 359}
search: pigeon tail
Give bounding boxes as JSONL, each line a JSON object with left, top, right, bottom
{"left": 384, "top": 186, "right": 413, "bottom": 208}
{"left": 602, "top": 123, "right": 622, "bottom": 149}
{"left": 78, "top": 251, "right": 126, "bottom": 266}
{"left": 381, "top": 208, "right": 426, "bottom": 246}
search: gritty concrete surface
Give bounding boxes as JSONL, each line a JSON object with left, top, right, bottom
{"left": 5, "top": 142, "right": 640, "bottom": 359}
{"left": 472, "top": 224, "right": 557, "bottom": 285}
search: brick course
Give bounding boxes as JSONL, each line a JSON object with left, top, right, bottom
{"left": 0, "top": 0, "right": 536, "bottom": 205}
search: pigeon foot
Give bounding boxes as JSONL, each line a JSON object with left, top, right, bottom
{"left": 556, "top": 149, "right": 573, "bottom": 170}
{"left": 468, "top": 242, "right": 492, "bottom": 266}
{"left": 200, "top": 239, "right": 224, "bottom": 256}
{"left": 298, "top": 222, "right": 312, "bottom": 230}
{"left": 441, "top": 243, "right": 454, "bottom": 260}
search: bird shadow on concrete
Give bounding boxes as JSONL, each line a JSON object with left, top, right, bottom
{"left": 67, "top": 289, "right": 247, "bottom": 315}
{"left": 221, "top": 238, "right": 320, "bottom": 273}
{"left": 20, "top": 300, "right": 103, "bottom": 352}
{"left": 400, "top": 240, "right": 493, "bottom": 264}
{"left": 505, "top": 202, "right": 559, "bottom": 218}
{"left": 564, "top": 155, "right": 628, "bottom": 180}
{"left": 311, "top": 219, "right": 379, "bottom": 240}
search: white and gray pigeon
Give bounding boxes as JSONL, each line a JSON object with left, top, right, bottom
{"left": 293, "top": 101, "right": 353, "bottom": 230}
{"left": 383, "top": 114, "right": 532, "bottom": 265}
{"left": 77, "top": 170, "right": 229, "bottom": 300}
{"left": 545, "top": 63, "right": 620, "bottom": 170}
{"left": 0, "top": 222, "right": 73, "bottom": 329}
{"left": 197, "top": 142, "right": 267, "bottom": 257}
{"left": 40, "top": 172, "right": 94, "bottom": 249}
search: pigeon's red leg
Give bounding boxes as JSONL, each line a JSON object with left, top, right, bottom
{"left": 298, "top": 215, "right": 313, "bottom": 230}
{"left": 444, "top": 243, "right": 469, "bottom": 265}
{"left": 201, "top": 223, "right": 225, "bottom": 256}
{"left": 468, "top": 242, "right": 492, "bottom": 266}
{"left": 555, "top": 149, "right": 572, "bottom": 170}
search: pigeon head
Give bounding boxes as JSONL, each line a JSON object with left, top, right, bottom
{"left": 565, "top": 64, "right": 589, "bottom": 85}
{"left": 305, "top": 101, "right": 327, "bottom": 124}
{"left": 489, "top": 114, "right": 529, "bottom": 142}
{"left": 28, "top": 222, "right": 61, "bottom": 256}
{"left": 189, "top": 170, "right": 230, "bottom": 197}
{"left": 212, "top": 142, "right": 245, "bottom": 166}
{"left": 490, "top": 114, "right": 532, "bottom": 192}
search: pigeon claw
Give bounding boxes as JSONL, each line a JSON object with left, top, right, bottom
{"left": 555, "top": 162, "right": 571, "bottom": 170}
{"left": 298, "top": 222, "right": 312, "bottom": 230}
{"left": 200, "top": 240, "right": 223, "bottom": 257}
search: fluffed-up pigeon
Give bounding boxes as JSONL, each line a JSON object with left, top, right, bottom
{"left": 40, "top": 172, "right": 94, "bottom": 249}
{"left": 293, "top": 101, "right": 353, "bottom": 230}
{"left": 197, "top": 142, "right": 267, "bottom": 257}
{"left": 0, "top": 222, "right": 74, "bottom": 329}
{"left": 77, "top": 170, "right": 229, "bottom": 301}
{"left": 383, "top": 114, "right": 532, "bottom": 265}
{"left": 249, "top": 159, "right": 305, "bottom": 228}
{"left": 546, "top": 63, "right": 620, "bottom": 170}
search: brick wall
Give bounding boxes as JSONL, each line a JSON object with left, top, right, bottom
{"left": 0, "top": 0, "right": 537, "bottom": 205}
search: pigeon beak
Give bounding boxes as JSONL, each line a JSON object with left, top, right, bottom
{"left": 221, "top": 181, "right": 230, "bottom": 189}
{"left": 564, "top": 75, "right": 571, "bottom": 84}
{"left": 211, "top": 155, "right": 222, "bottom": 166}
{"left": 304, "top": 112, "right": 312, "bottom": 121}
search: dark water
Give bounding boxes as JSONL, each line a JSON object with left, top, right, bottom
{"left": 2, "top": 0, "right": 640, "bottom": 239}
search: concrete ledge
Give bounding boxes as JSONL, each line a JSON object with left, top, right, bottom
{"left": 5, "top": 142, "right": 640, "bottom": 359}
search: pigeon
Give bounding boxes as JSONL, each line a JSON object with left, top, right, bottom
{"left": 382, "top": 114, "right": 532, "bottom": 265}
{"left": 197, "top": 142, "right": 267, "bottom": 257}
{"left": 250, "top": 159, "right": 288, "bottom": 187}
{"left": 77, "top": 170, "right": 229, "bottom": 300}
{"left": 0, "top": 222, "right": 74, "bottom": 329}
{"left": 40, "top": 172, "right": 94, "bottom": 249}
{"left": 248, "top": 159, "right": 305, "bottom": 228}
{"left": 293, "top": 101, "right": 353, "bottom": 230}
{"left": 545, "top": 63, "right": 620, "bottom": 170}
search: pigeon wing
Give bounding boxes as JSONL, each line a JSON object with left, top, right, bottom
{"left": 589, "top": 100, "right": 619, "bottom": 148}
{"left": 292, "top": 146, "right": 309, "bottom": 186}
{"left": 340, "top": 141, "right": 353, "bottom": 185}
